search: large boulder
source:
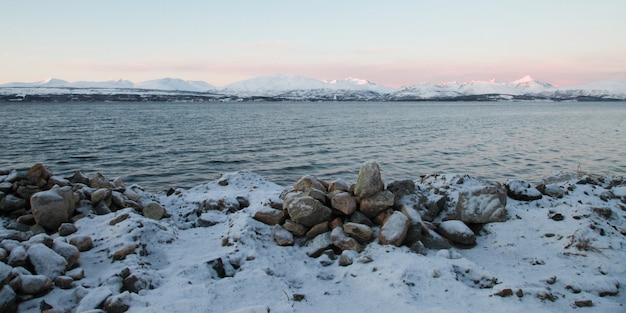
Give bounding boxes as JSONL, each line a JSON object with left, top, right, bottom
{"left": 354, "top": 161, "right": 384, "bottom": 198}
{"left": 330, "top": 227, "right": 362, "bottom": 252}
{"left": 343, "top": 222, "right": 374, "bottom": 244}
{"left": 378, "top": 211, "right": 409, "bottom": 246}
{"left": 455, "top": 183, "right": 507, "bottom": 223}
{"left": 30, "top": 186, "right": 77, "bottom": 232}
{"left": 253, "top": 207, "right": 286, "bottom": 225}
{"left": 294, "top": 175, "right": 326, "bottom": 192}
{"left": 359, "top": 190, "right": 395, "bottom": 218}
{"left": 286, "top": 196, "right": 332, "bottom": 227}
{"left": 25, "top": 163, "right": 52, "bottom": 187}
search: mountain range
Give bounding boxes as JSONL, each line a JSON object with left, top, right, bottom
{"left": 1, "top": 74, "right": 625, "bottom": 102}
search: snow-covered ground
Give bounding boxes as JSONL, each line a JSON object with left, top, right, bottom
{"left": 4, "top": 168, "right": 624, "bottom": 313}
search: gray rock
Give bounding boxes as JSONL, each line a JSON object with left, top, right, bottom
{"left": 378, "top": 211, "right": 409, "bottom": 246}
{"left": 94, "top": 201, "right": 112, "bottom": 215}
{"left": 58, "top": 223, "right": 78, "bottom": 236}
{"left": 0, "top": 182, "right": 12, "bottom": 193}
{"left": 89, "top": 172, "right": 113, "bottom": 189}
{"left": 422, "top": 229, "right": 453, "bottom": 250}
{"left": 0, "top": 261, "right": 12, "bottom": 284}
{"left": 343, "top": 222, "right": 374, "bottom": 244}
{"left": 348, "top": 211, "right": 375, "bottom": 227}
{"left": 66, "top": 267, "right": 85, "bottom": 280}
{"left": 27, "top": 243, "right": 68, "bottom": 279}
{"left": 282, "top": 219, "right": 308, "bottom": 237}
{"left": 437, "top": 220, "right": 476, "bottom": 245}
{"left": 75, "top": 286, "right": 113, "bottom": 312}
{"left": 338, "top": 250, "right": 359, "bottom": 266}
{"left": 330, "top": 192, "right": 356, "bottom": 215}
{"left": 286, "top": 196, "right": 332, "bottom": 227}
{"left": 387, "top": 179, "right": 416, "bottom": 205}
{"left": 103, "top": 291, "right": 131, "bottom": 313}
{"left": 54, "top": 275, "right": 74, "bottom": 289}
{"left": 455, "top": 183, "right": 507, "bottom": 223}
{"left": 52, "top": 239, "right": 81, "bottom": 268}
{"left": 91, "top": 188, "right": 111, "bottom": 204}
{"left": 304, "top": 232, "right": 332, "bottom": 258}
{"left": 273, "top": 225, "right": 294, "bottom": 246}
{"left": 330, "top": 227, "right": 362, "bottom": 252}
{"left": 14, "top": 274, "right": 53, "bottom": 295}
{"left": 328, "top": 179, "right": 351, "bottom": 192}
{"left": 253, "top": 207, "right": 285, "bottom": 225}
{"left": 70, "top": 235, "right": 93, "bottom": 252}
{"left": 0, "top": 285, "right": 16, "bottom": 313}
{"left": 536, "top": 183, "right": 564, "bottom": 198}
{"left": 143, "top": 201, "right": 165, "bottom": 220}
{"left": 359, "top": 190, "right": 395, "bottom": 218}
{"left": 0, "top": 194, "right": 26, "bottom": 212}
{"left": 111, "top": 191, "right": 127, "bottom": 209}
{"left": 354, "top": 161, "right": 384, "bottom": 198}
{"left": 67, "top": 170, "right": 90, "bottom": 185}
{"left": 16, "top": 185, "right": 40, "bottom": 200}
{"left": 505, "top": 179, "right": 542, "bottom": 201}
{"left": 30, "top": 186, "right": 77, "bottom": 232}
{"left": 294, "top": 175, "right": 326, "bottom": 192}
{"left": 7, "top": 245, "right": 27, "bottom": 267}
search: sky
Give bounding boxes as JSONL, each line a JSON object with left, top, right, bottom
{"left": 1, "top": 0, "right": 626, "bottom": 88}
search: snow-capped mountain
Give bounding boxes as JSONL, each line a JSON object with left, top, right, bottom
{"left": 135, "top": 78, "right": 215, "bottom": 92}
{"left": 1, "top": 75, "right": 625, "bottom": 101}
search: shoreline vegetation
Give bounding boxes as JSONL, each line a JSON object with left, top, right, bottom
{"left": 1, "top": 162, "right": 625, "bottom": 312}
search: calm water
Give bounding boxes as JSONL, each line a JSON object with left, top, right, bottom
{"left": 1, "top": 101, "right": 624, "bottom": 191}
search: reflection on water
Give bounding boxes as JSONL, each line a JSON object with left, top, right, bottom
{"left": 1, "top": 101, "right": 624, "bottom": 191}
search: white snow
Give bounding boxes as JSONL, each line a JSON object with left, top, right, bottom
{"left": 6, "top": 170, "right": 624, "bottom": 312}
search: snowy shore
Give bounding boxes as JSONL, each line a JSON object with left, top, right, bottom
{"left": 0, "top": 163, "right": 625, "bottom": 313}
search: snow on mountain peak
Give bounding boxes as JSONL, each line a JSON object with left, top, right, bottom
{"left": 513, "top": 75, "right": 535, "bottom": 84}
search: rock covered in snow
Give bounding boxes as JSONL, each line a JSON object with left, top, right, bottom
{"left": 505, "top": 179, "right": 542, "bottom": 201}
{"left": 455, "top": 183, "right": 507, "bottom": 223}
{"left": 359, "top": 190, "right": 394, "bottom": 218}
{"left": 30, "top": 186, "right": 77, "bottom": 232}
{"left": 378, "top": 211, "right": 409, "bottom": 246}
{"left": 286, "top": 196, "right": 332, "bottom": 227}
{"left": 437, "top": 220, "right": 476, "bottom": 245}
{"left": 26, "top": 243, "right": 67, "bottom": 279}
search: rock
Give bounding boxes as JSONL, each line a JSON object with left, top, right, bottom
{"left": 54, "top": 275, "right": 74, "bottom": 289}
{"left": 52, "top": 240, "right": 80, "bottom": 268}
{"left": 66, "top": 267, "right": 85, "bottom": 280}
{"left": 330, "top": 227, "right": 362, "bottom": 252}
{"left": 89, "top": 172, "right": 113, "bottom": 189}
{"left": 58, "top": 223, "right": 78, "bottom": 236}
{"left": 273, "top": 225, "right": 294, "bottom": 246}
{"left": 143, "top": 201, "right": 165, "bottom": 220}
{"left": 0, "top": 248, "right": 6, "bottom": 263}
{"left": 111, "top": 191, "right": 127, "bottom": 210}
{"left": 505, "top": 179, "right": 542, "bottom": 201}
{"left": 542, "top": 172, "right": 576, "bottom": 185}
{"left": 359, "top": 190, "right": 395, "bottom": 218}
{"left": 300, "top": 188, "right": 327, "bottom": 204}
{"left": 294, "top": 175, "right": 326, "bottom": 192}
{"left": 13, "top": 274, "right": 52, "bottom": 295}
{"left": 75, "top": 286, "right": 113, "bottom": 313}
{"left": 282, "top": 219, "right": 308, "bottom": 237}
{"left": 94, "top": 201, "right": 112, "bottom": 215}
{"left": 304, "top": 232, "right": 332, "bottom": 258}
{"left": 103, "top": 291, "right": 131, "bottom": 313}
{"left": 110, "top": 244, "right": 139, "bottom": 261}
{"left": 0, "top": 285, "right": 16, "bottom": 313}
{"left": 536, "top": 183, "right": 564, "bottom": 198}
{"left": 286, "top": 196, "right": 332, "bottom": 227}
{"left": 7, "top": 245, "right": 27, "bottom": 267}
{"left": 16, "top": 214, "right": 35, "bottom": 225}
{"left": 343, "top": 222, "right": 374, "bottom": 244}
{"left": 26, "top": 233, "right": 53, "bottom": 248}
{"left": 27, "top": 243, "right": 67, "bottom": 279}
{"left": 25, "top": 163, "right": 51, "bottom": 187}
{"left": 0, "top": 182, "right": 12, "bottom": 193}
{"left": 354, "top": 161, "right": 384, "bottom": 198}
{"left": 373, "top": 208, "right": 394, "bottom": 226}
{"left": 387, "top": 179, "right": 416, "bottom": 205}
{"left": 330, "top": 192, "right": 357, "bottom": 215}
{"left": 495, "top": 288, "right": 514, "bottom": 297}
{"left": 422, "top": 229, "right": 453, "bottom": 250}
{"left": 338, "top": 250, "right": 359, "bottom": 266}
{"left": 328, "top": 179, "right": 350, "bottom": 192}
{"left": 253, "top": 207, "right": 285, "bottom": 225}
{"left": 455, "top": 184, "right": 507, "bottom": 223}
{"left": 197, "top": 212, "right": 225, "bottom": 227}
{"left": 91, "top": 188, "right": 111, "bottom": 205}
{"left": 378, "top": 211, "right": 409, "bottom": 246}
{"left": 30, "top": 186, "right": 77, "bottom": 232}
{"left": 306, "top": 222, "right": 330, "bottom": 240}
{"left": 123, "top": 271, "right": 158, "bottom": 293}
{"left": 48, "top": 175, "right": 70, "bottom": 188}
{"left": 4, "top": 170, "right": 20, "bottom": 183}
{"left": 67, "top": 170, "right": 90, "bottom": 185}
{"left": 16, "top": 185, "right": 41, "bottom": 201}
{"left": 0, "top": 194, "right": 26, "bottom": 212}
{"left": 574, "top": 300, "right": 593, "bottom": 307}
{"left": 70, "top": 235, "right": 93, "bottom": 252}
{"left": 408, "top": 241, "right": 427, "bottom": 255}
{"left": 348, "top": 211, "right": 375, "bottom": 227}
{"left": 437, "top": 220, "right": 476, "bottom": 245}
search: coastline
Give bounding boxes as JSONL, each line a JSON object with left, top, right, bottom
{"left": 1, "top": 162, "right": 625, "bottom": 312}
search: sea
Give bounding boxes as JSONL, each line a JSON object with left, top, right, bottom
{"left": 1, "top": 101, "right": 624, "bottom": 192}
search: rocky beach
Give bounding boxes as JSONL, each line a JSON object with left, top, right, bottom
{"left": 0, "top": 162, "right": 625, "bottom": 312}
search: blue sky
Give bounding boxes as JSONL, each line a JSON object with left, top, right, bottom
{"left": 2, "top": 0, "right": 625, "bottom": 87}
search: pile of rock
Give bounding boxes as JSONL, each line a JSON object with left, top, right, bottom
{"left": 254, "top": 161, "right": 508, "bottom": 262}
{"left": 0, "top": 163, "right": 166, "bottom": 312}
